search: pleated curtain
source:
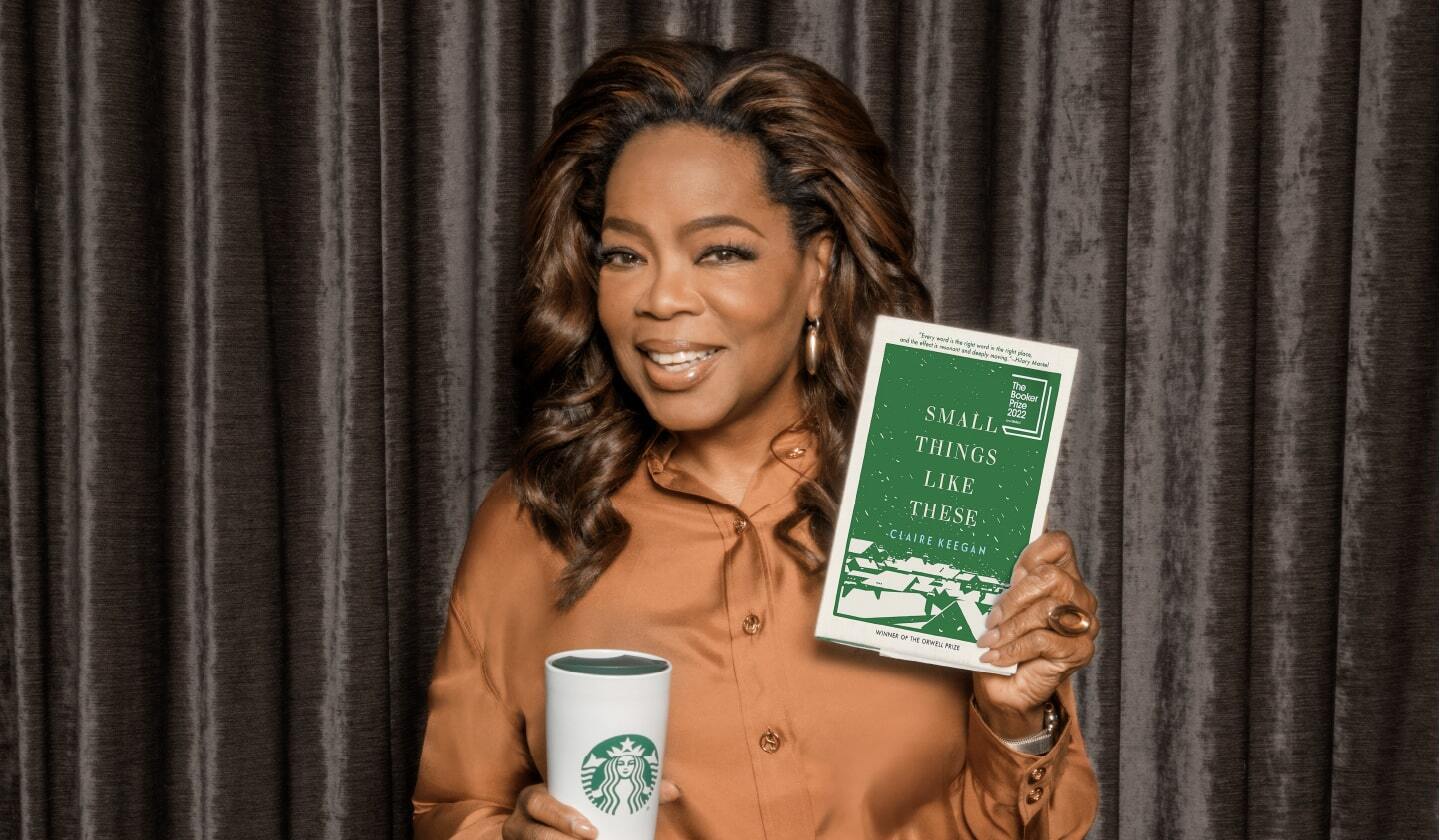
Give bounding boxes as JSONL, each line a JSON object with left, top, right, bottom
{"left": 2, "top": 1, "right": 1434, "bottom": 838}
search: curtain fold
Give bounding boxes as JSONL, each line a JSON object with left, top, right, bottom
{"left": 1330, "top": 2, "right": 1438, "bottom": 836}
{"left": 2, "top": 1, "right": 1433, "bottom": 838}
{"left": 1247, "top": 3, "right": 1358, "bottom": 837}
{"left": 1120, "top": 2, "right": 1265, "bottom": 836}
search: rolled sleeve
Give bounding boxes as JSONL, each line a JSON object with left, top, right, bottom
{"left": 952, "top": 680, "right": 1099, "bottom": 839}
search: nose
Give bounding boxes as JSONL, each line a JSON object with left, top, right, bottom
{"left": 635, "top": 257, "right": 704, "bottom": 319}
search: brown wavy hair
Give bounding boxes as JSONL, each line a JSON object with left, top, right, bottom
{"left": 512, "top": 38, "right": 934, "bottom": 610}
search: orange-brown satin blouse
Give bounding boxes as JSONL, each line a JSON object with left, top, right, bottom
{"left": 412, "top": 423, "right": 1099, "bottom": 839}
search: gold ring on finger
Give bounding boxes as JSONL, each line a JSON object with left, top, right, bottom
{"left": 1047, "top": 602, "right": 1094, "bottom": 637}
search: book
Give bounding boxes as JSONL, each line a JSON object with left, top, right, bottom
{"left": 813, "top": 315, "right": 1079, "bottom": 675}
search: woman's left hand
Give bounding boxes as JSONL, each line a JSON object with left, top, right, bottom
{"left": 971, "top": 530, "right": 1100, "bottom": 739}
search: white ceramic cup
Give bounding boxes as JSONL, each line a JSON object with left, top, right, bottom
{"left": 545, "top": 648, "right": 672, "bottom": 840}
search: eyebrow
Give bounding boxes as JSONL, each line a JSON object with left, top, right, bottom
{"left": 601, "top": 214, "right": 766, "bottom": 241}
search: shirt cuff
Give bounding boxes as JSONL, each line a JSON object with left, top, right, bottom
{"left": 964, "top": 685, "right": 1079, "bottom": 812}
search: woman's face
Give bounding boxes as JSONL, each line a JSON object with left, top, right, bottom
{"left": 614, "top": 755, "right": 636, "bottom": 778}
{"left": 596, "top": 122, "right": 832, "bottom": 435}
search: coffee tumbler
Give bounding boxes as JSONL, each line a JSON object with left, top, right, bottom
{"left": 545, "top": 649, "right": 672, "bottom": 840}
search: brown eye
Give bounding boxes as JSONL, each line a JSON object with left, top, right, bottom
{"left": 699, "top": 245, "right": 756, "bottom": 264}
{"left": 599, "top": 248, "right": 643, "bottom": 268}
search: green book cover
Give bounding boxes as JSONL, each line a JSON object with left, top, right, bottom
{"left": 813, "top": 315, "right": 1078, "bottom": 674}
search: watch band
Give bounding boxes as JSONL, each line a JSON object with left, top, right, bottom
{"left": 999, "top": 699, "right": 1059, "bottom": 756}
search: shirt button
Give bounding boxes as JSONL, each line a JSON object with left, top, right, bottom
{"left": 1028, "top": 766, "right": 1047, "bottom": 783}
{"left": 733, "top": 516, "right": 749, "bottom": 534}
{"left": 759, "top": 728, "right": 782, "bottom": 753}
{"left": 742, "top": 613, "right": 763, "bottom": 635}
{"left": 1025, "top": 786, "right": 1044, "bottom": 804}
{"left": 784, "top": 447, "right": 806, "bottom": 459}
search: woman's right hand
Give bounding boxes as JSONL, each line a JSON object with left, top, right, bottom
{"left": 502, "top": 780, "right": 682, "bottom": 839}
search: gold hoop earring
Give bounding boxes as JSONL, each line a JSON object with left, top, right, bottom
{"left": 804, "top": 318, "right": 822, "bottom": 376}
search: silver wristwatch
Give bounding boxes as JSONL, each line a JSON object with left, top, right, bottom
{"left": 999, "top": 699, "right": 1059, "bottom": 756}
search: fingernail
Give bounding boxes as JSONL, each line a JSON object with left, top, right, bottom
{"left": 572, "top": 818, "right": 597, "bottom": 837}
{"left": 979, "top": 650, "right": 996, "bottom": 663}
{"left": 985, "top": 608, "right": 1002, "bottom": 629}
{"left": 977, "top": 629, "right": 998, "bottom": 648}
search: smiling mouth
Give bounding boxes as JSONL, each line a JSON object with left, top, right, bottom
{"left": 642, "top": 347, "right": 723, "bottom": 372}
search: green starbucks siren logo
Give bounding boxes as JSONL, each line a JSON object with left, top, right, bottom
{"left": 579, "top": 734, "right": 660, "bottom": 815}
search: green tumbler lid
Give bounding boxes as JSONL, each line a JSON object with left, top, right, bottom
{"left": 550, "top": 653, "right": 669, "bottom": 675}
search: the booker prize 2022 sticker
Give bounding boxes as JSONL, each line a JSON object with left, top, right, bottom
{"left": 580, "top": 734, "right": 661, "bottom": 815}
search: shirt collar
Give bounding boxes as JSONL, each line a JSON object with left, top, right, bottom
{"left": 643, "top": 416, "right": 819, "bottom": 514}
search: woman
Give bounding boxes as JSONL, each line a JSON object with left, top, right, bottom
{"left": 412, "top": 39, "right": 1100, "bottom": 839}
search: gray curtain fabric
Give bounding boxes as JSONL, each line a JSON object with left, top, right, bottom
{"left": 1, "top": 1, "right": 1434, "bottom": 838}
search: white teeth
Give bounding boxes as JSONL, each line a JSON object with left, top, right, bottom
{"left": 645, "top": 348, "right": 719, "bottom": 369}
